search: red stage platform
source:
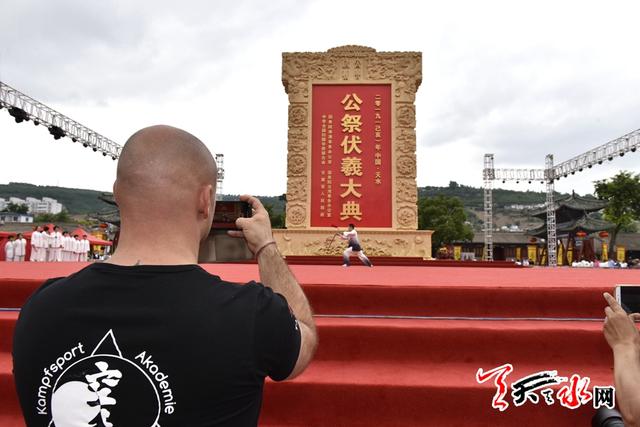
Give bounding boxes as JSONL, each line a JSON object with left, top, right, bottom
{"left": 1, "top": 262, "right": 639, "bottom": 426}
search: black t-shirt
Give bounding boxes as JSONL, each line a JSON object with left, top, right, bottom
{"left": 12, "top": 263, "right": 301, "bottom": 427}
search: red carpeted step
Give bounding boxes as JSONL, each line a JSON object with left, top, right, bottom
{"left": 312, "top": 317, "right": 613, "bottom": 367}
{"left": 261, "top": 360, "right": 613, "bottom": 427}
{"left": 2, "top": 264, "right": 637, "bottom": 318}
{"left": 0, "top": 311, "right": 18, "bottom": 353}
{"left": 0, "top": 352, "right": 24, "bottom": 427}
{"left": 0, "top": 313, "right": 613, "bottom": 368}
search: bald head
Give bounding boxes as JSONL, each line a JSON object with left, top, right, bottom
{"left": 114, "top": 125, "right": 217, "bottom": 231}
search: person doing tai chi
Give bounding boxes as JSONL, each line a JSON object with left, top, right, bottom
{"left": 337, "top": 224, "right": 373, "bottom": 267}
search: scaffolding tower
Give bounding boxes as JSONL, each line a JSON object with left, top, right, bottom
{"left": 215, "top": 154, "right": 225, "bottom": 200}
{"left": 544, "top": 154, "right": 557, "bottom": 267}
{"left": 483, "top": 154, "right": 494, "bottom": 261}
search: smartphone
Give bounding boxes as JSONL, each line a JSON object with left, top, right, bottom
{"left": 199, "top": 201, "right": 253, "bottom": 263}
{"left": 212, "top": 201, "right": 252, "bottom": 230}
{"left": 615, "top": 285, "right": 640, "bottom": 314}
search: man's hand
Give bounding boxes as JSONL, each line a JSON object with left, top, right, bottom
{"left": 604, "top": 292, "right": 640, "bottom": 351}
{"left": 228, "top": 195, "right": 273, "bottom": 254}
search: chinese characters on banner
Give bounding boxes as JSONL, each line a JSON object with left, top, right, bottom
{"left": 311, "top": 84, "right": 392, "bottom": 227}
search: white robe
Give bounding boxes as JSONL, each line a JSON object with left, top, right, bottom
{"left": 46, "top": 232, "right": 55, "bottom": 262}
{"left": 62, "top": 236, "right": 73, "bottom": 261}
{"left": 52, "top": 231, "right": 63, "bottom": 262}
{"left": 13, "top": 238, "right": 26, "bottom": 261}
{"left": 30, "top": 231, "right": 41, "bottom": 262}
{"left": 73, "top": 239, "right": 82, "bottom": 261}
{"left": 82, "top": 239, "right": 90, "bottom": 260}
{"left": 4, "top": 240, "right": 15, "bottom": 261}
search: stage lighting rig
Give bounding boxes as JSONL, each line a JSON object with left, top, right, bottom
{"left": 48, "top": 125, "right": 66, "bottom": 140}
{"left": 8, "top": 107, "right": 29, "bottom": 123}
{"left": 0, "top": 80, "right": 121, "bottom": 159}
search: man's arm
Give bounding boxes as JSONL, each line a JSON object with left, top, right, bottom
{"left": 604, "top": 292, "right": 640, "bottom": 426}
{"left": 232, "top": 194, "right": 318, "bottom": 379}
{"left": 257, "top": 244, "right": 317, "bottom": 378}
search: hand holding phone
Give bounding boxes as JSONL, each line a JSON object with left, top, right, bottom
{"left": 227, "top": 195, "right": 274, "bottom": 255}
{"left": 212, "top": 201, "right": 252, "bottom": 230}
{"left": 615, "top": 285, "right": 640, "bottom": 314}
{"left": 604, "top": 291, "right": 640, "bottom": 351}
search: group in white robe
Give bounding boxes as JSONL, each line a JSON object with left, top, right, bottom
{"left": 24, "top": 226, "right": 94, "bottom": 262}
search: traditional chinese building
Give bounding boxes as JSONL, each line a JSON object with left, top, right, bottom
{"left": 273, "top": 46, "right": 433, "bottom": 258}
{"left": 526, "top": 192, "right": 613, "bottom": 263}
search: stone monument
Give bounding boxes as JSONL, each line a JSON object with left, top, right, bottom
{"left": 272, "top": 45, "right": 432, "bottom": 258}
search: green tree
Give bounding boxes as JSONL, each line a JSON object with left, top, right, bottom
{"left": 418, "top": 195, "right": 474, "bottom": 252}
{"left": 6, "top": 202, "right": 29, "bottom": 214}
{"left": 594, "top": 171, "right": 640, "bottom": 258}
{"left": 264, "top": 204, "right": 285, "bottom": 229}
{"left": 34, "top": 213, "right": 56, "bottom": 223}
{"left": 54, "top": 210, "right": 71, "bottom": 223}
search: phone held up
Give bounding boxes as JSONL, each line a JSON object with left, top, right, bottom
{"left": 212, "top": 201, "right": 252, "bottom": 230}
{"left": 198, "top": 200, "right": 253, "bottom": 263}
{"left": 615, "top": 285, "right": 640, "bottom": 314}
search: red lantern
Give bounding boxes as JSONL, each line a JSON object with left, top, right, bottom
{"left": 599, "top": 231, "right": 609, "bottom": 238}
{"left": 99, "top": 223, "right": 108, "bottom": 229}
{"left": 529, "top": 237, "right": 537, "bottom": 243}
{"left": 576, "top": 231, "right": 587, "bottom": 238}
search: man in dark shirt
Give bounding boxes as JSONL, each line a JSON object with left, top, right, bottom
{"left": 12, "top": 125, "right": 318, "bottom": 426}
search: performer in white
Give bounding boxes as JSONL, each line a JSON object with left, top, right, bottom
{"left": 61, "top": 231, "right": 72, "bottom": 261}
{"left": 40, "top": 226, "right": 51, "bottom": 262}
{"left": 51, "top": 226, "right": 64, "bottom": 262}
{"left": 335, "top": 224, "right": 373, "bottom": 267}
{"left": 30, "top": 226, "right": 39, "bottom": 262}
{"left": 13, "top": 233, "right": 27, "bottom": 262}
{"left": 81, "top": 235, "right": 91, "bottom": 261}
{"left": 45, "top": 227, "right": 56, "bottom": 262}
{"left": 4, "top": 235, "right": 15, "bottom": 262}
{"left": 72, "top": 235, "right": 82, "bottom": 262}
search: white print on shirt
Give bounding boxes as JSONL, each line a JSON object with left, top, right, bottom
{"left": 37, "top": 330, "right": 176, "bottom": 427}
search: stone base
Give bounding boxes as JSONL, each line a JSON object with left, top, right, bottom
{"left": 272, "top": 228, "right": 433, "bottom": 259}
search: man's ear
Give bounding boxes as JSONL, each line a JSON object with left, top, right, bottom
{"left": 112, "top": 180, "right": 119, "bottom": 205}
{"left": 199, "top": 184, "right": 214, "bottom": 218}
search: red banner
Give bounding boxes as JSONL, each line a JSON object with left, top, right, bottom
{"left": 310, "top": 84, "right": 392, "bottom": 227}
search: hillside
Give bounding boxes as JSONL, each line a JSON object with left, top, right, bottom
{"left": 1, "top": 182, "right": 594, "bottom": 231}
{"left": 0, "top": 182, "right": 109, "bottom": 214}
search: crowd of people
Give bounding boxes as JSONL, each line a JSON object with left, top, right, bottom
{"left": 4, "top": 225, "right": 91, "bottom": 262}
{"left": 571, "top": 258, "right": 640, "bottom": 268}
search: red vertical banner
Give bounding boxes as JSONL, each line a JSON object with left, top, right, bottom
{"left": 310, "top": 84, "right": 392, "bottom": 228}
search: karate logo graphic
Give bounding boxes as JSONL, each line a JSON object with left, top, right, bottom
{"left": 48, "top": 330, "right": 163, "bottom": 427}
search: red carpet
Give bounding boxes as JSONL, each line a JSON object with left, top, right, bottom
{"left": 1, "top": 262, "right": 638, "bottom": 426}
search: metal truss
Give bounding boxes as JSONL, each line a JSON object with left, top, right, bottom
{"left": 493, "top": 168, "right": 545, "bottom": 182}
{"left": 553, "top": 128, "right": 640, "bottom": 178}
{"left": 0, "top": 81, "right": 122, "bottom": 159}
{"left": 1, "top": 80, "right": 226, "bottom": 193}
{"left": 482, "top": 127, "right": 639, "bottom": 266}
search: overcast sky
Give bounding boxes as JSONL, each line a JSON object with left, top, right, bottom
{"left": 1, "top": 0, "right": 639, "bottom": 197}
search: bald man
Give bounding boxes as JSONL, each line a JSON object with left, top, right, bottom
{"left": 13, "top": 125, "right": 317, "bottom": 427}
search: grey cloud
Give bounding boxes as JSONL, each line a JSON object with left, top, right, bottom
{"left": 0, "top": 0, "right": 306, "bottom": 104}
